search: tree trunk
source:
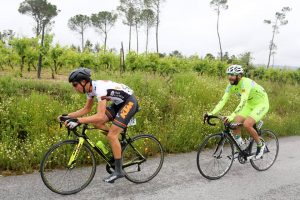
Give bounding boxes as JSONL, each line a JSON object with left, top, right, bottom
{"left": 267, "top": 19, "right": 278, "bottom": 69}
{"left": 136, "top": 23, "right": 139, "bottom": 54}
{"left": 21, "top": 56, "right": 25, "bottom": 77}
{"left": 146, "top": 21, "right": 149, "bottom": 54}
{"left": 54, "top": 60, "right": 57, "bottom": 74}
{"left": 50, "top": 66, "right": 55, "bottom": 79}
{"left": 129, "top": 25, "right": 132, "bottom": 51}
{"left": 36, "top": 20, "right": 41, "bottom": 37}
{"left": 27, "top": 62, "right": 31, "bottom": 72}
{"left": 216, "top": 8, "right": 223, "bottom": 61}
{"left": 104, "top": 32, "right": 107, "bottom": 52}
{"left": 81, "top": 30, "right": 84, "bottom": 53}
{"left": 120, "top": 42, "right": 125, "bottom": 74}
{"left": 156, "top": 6, "right": 159, "bottom": 53}
{"left": 267, "top": 41, "right": 273, "bottom": 69}
{"left": 104, "top": 23, "right": 107, "bottom": 52}
{"left": 37, "top": 25, "right": 45, "bottom": 79}
{"left": 8, "top": 59, "right": 13, "bottom": 69}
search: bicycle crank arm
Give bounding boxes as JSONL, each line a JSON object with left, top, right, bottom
{"left": 246, "top": 155, "right": 255, "bottom": 161}
{"left": 123, "top": 159, "right": 146, "bottom": 168}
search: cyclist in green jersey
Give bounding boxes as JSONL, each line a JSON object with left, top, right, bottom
{"left": 204, "top": 65, "right": 269, "bottom": 159}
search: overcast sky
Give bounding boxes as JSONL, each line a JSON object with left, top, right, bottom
{"left": 1, "top": 0, "right": 299, "bottom": 67}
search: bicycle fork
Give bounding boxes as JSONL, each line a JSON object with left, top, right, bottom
{"left": 213, "top": 137, "right": 226, "bottom": 158}
{"left": 68, "top": 137, "right": 85, "bottom": 169}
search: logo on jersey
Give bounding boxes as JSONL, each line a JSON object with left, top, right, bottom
{"left": 121, "top": 102, "right": 134, "bottom": 119}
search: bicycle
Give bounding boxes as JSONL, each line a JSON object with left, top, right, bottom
{"left": 196, "top": 115, "right": 279, "bottom": 180}
{"left": 40, "top": 117, "right": 164, "bottom": 195}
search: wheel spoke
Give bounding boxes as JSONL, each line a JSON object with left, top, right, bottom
{"left": 197, "top": 134, "right": 234, "bottom": 180}
{"left": 122, "top": 134, "right": 164, "bottom": 183}
{"left": 250, "top": 130, "right": 279, "bottom": 171}
{"left": 40, "top": 140, "right": 96, "bottom": 195}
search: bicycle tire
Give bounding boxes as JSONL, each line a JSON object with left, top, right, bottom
{"left": 40, "top": 140, "right": 96, "bottom": 195}
{"left": 122, "top": 134, "right": 164, "bottom": 183}
{"left": 197, "top": 133, "right": 234, "bottom": 180}
{"left": 250, "top": 129, "right": 279, "bottom": 171}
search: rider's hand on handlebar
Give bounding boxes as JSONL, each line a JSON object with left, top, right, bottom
{"left": 65, "top": 118, "right": 80, "bottom": 129}
{"left": 203, "top": 112, "right": 212, "bottom": 124}
{"left": 223, "top": 116, "right": 230, "bottom": 124}
{"left": 223, "top": 116, "right": 235, "bottom": 126}
{"left": 58, "top": 114, "right": 70, "bottom": 122}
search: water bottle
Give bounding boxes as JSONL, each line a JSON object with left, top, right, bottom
{"left": 96, "top": 140, "right": 109, "bottom": 154}
{"left": 243, "top": 138, "right": 251, "bottom": 150}
{"left": 235, "top": 135, "right": 245, "bottom": 147}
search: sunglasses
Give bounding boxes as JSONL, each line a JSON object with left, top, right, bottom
{"left": 72, "top": 82, "right": 79, "bottom": 87}
{"left": 227, "top": 73, "right": 237, "bottom": 76}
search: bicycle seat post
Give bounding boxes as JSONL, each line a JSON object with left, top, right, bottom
{"left": 121, "top": 128, "right": 127, "bottom": 140}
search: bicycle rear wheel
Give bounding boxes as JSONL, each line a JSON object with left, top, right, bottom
{"left": 250, "top": 129, "right": 279, "bottom": 171}
{"left": 122, "top": 134, "right": 164, "bottom": 183}
{"left": 40, "top": 140, "right": 96, "bottom": 195}
{"left": 197, "top": 133, "right": 234, "bottom": 180}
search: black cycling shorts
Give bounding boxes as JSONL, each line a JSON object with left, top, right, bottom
{"left": 105, "top": 95, "right": 139, "bottom": 129}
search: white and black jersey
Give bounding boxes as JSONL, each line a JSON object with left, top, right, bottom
{"left": 87, "top": 80, "right": 134, "bottom": 105}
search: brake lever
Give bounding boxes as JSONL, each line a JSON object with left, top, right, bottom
{"left": 59, "top": 116, "right": 70, "bottom": 129}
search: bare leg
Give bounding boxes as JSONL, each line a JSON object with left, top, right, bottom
{"left": 92, "top": 115, "right": 110, "bottom": 134}
{"left": 107, "top": 124, "right": 123, "bottom": 159}
{"left": 243, "top": 117, "right": 260, "bottom": 143}
{"left": 103, "top": 124, "right": 124, "bottom": 183}
{"left": 233, "top": 115, "right": 245, "bottom": 137}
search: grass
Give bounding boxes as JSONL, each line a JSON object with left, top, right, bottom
{"left": 0, "top": 67, "right": 299, "bottom": 174}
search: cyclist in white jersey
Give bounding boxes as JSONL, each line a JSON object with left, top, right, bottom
{"left": 59, "top": 68, "right": 139, "bottom": 183}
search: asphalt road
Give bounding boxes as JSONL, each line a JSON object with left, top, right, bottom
{"left": 1, "top": 136, "right": 300, "bottom": 200}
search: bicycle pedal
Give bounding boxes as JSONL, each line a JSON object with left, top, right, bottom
{"left": 246, "top": 155, "right": 255, "bottom": 161}
{"left": 233, "top": 152, "right": 239, "bottom": 160}
{"left": 227, "top": 152, "right": 239, "bottom": 161}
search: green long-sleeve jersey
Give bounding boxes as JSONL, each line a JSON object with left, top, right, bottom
{"left": 210, "top": 77, "right": 268, "bottom": 121}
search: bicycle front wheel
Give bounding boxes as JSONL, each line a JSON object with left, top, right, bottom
{"left": 122, "top": 134, "right": 164, "bottom": 183}
{"left": 197, "top": 133, "right": 234, "bottom": 180}
{"left": 250, "top": 129, "right": 279, "bottom": 171}
{"left": 40, "top": 140, "right": 96, "bottom": 195}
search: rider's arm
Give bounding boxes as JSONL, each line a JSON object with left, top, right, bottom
{"left": 77, "top": 99, "right": 107, "bottom": 124}
{"left": 68, "top": 98, "right": 94, "bottom": 118}
{"left": 209, "top": 86, "right": 231, "bottom": 115}
{"left": 228, "top": 82, "right": 251, "bottom": 121}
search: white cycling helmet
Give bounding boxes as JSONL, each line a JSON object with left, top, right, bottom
{"left": 226, "top": 65, "right": 244, "bottom": 75}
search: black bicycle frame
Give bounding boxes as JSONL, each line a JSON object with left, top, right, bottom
{"left": 70, "top": 124, "right": 112, "bottom": 165}
{"left": 225, "top": 124, "right": 263, "bottom": 159}
{"left": 206, "top": 115, "right": 270, "bottom": 162}
{"left": 70, "top": 124, "right": 146, "bottom": 169}
{"left": 226, "top": 129, "right": 251, "bottom": 156}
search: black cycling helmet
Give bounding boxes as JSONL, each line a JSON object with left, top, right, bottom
{"left": 68, "top": 68, "right": 91, "bottom": 83}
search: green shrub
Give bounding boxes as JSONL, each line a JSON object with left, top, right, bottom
{"left": 0, "top": 71, "right": 299, "bottom": 173}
